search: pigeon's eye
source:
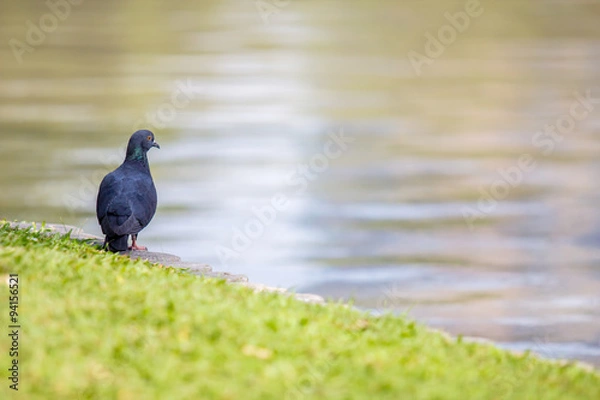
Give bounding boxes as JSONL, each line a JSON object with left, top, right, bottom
{"left": 147, "top": 136, "right": 152, "bottom": 141}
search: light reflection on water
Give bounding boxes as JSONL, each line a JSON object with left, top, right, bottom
{"left": 1, "top": 0, "right": 599, "bottom": 366}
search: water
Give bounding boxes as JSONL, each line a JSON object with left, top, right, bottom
{"left": 1, "top": 0, "right": 599, "bottom": 367}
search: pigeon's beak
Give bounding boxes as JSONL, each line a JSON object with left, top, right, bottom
{"left": 152, "top": 141, "right": 160, "bottom": 149}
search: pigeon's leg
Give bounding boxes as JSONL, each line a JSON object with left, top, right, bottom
{"left": 129, "top": 234, "right": 148, "bottom": 251}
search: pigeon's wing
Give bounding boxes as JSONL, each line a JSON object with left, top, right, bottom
{"left": 128, "top": 176, "right": 157, "bottom": 229}
{"left": 96, "top": 171, "right": 118, "bottom": 224}
{"left": 96, "top": 169, "right": 143, "bottom": 237}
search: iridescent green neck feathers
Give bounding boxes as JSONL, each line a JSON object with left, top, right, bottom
{"left": 126, "top": 146, "right": 147, "bottom": 163}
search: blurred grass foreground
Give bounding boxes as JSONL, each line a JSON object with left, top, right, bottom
{"left": 0, "top": 222, "right": 599, "bottom": 399}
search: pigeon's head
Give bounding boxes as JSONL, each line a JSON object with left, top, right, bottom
{"left": 130, "top": 129, "right": 160, "bottom": 152}
{"left": 125, "top": 129, "right": 160, "bottom": 162}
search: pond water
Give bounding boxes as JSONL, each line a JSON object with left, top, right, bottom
{"left": 1, "top": 0, "right": 599, "bottom": 366}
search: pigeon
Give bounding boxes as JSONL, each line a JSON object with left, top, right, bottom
{"left": 96, "top": 129, "right": 160, "bottom": 252}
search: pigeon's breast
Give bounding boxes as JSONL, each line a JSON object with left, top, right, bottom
{"left": 127, "top": 169, "right": 157, "bottom": 226}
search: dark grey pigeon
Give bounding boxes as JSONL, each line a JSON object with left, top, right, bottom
{"left": 96, "top": 130, "right": 160, "bottom": 252}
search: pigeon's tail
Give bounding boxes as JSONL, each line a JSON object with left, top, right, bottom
{"left": 105, "top": 235, "right": 128, "bottom": 252}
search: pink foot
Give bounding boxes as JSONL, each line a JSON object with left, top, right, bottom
{"left": 129, "top": 236, "right": 147, "bottom": 251}
{"left": 129, "top": 244, "right": 148, "bottom": 251}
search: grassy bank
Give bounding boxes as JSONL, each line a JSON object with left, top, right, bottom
{"left": 0, "top": 222, "right": 598, "bottom": 399}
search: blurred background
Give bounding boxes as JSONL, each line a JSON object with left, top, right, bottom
{"left": 1, "top": 0, "right": 599, "bottom": 366}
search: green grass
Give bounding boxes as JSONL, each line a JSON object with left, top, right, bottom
{"left": 0, "top": 222, "right": 598, "bottom": 400}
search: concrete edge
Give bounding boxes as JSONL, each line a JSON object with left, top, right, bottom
{"left": 4, "top": 221, "right": 325, "bottom": 304}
